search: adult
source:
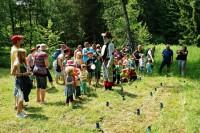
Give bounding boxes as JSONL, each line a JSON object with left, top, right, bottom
{"left": 54, "top": 49, "right": 68, "bottom": 84}
{"left": 176, "top": 46, "right": 188, "bottom": 76}
{"left": 82, "top": 42, "right": 90, "bottom": 63}
{"left": 26, "top": 48, "right": 36, "bottom": 71}
{"left": 74, "top": 45, "right": 82, "bottom": 59}
{"left": 33, "top": 44, "right": 49, "bottom": 104}
{"left": 132, "top": 45, "right": 144, "bottom": 68}
{"left": 101, "top": 32, "right": 115, "bottom": 90}
{"left": 159, "top": 44, "right": 173, "bottom": 73}
{"left": 10, "top": 35, "right": 24, "bottom": 110}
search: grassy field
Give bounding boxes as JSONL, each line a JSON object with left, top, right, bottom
{"left": 0, "top": 45, "right": 200, "bottom": 133}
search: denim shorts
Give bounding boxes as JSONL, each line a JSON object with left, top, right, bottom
{"left": 13, "top": 79, "right": 18, "bottom": 96}
{"left": 36, "top": 76, "right": 47, "bottom": 89}
{"left": 15, "top": 79, "right": 24, "bottom": 100}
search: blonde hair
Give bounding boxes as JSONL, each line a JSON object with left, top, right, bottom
{"left": 66, "top": 66, "right": 74, "bottom": 76}
{"left": 17, "top": 48, "right": 26, "bottom": 64}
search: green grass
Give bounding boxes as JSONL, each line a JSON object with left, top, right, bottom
{"left": 0, "top": 45, "right": 200, "bottom": 133}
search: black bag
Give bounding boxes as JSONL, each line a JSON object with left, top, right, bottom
{"left": 56, "top": 59, "right": 61, "bottom": 72}
{"left": 101, "top": 42, "right": 109, "bottom": 60}
{"left": 33, "top": 65, "right": 47, "bottom": 76}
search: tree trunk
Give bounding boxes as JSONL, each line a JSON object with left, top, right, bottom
{"left": 120, "top": 0, "right": 135, "bottom": 52}
{"left": 8, "top": 0, "right": 15, "bottom": 34}
{"left": 28, "top": 0, "right": 33, "bottom": 48}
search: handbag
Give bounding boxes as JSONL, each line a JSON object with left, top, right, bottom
{"left": 33, "top": 65, "right": 47, "bottom": 76}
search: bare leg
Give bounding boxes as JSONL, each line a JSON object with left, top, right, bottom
{"left": 40, "top": 89, "right": 46, "bottom": 103}
{"left": 36, "top": 89, "right": 40, "bottom": 102}
{"left": 17, "top": 100, "right": 23, "bottom": 114}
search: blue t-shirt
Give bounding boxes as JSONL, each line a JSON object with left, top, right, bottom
{"left": 162, "top": 49, "right": 173, "bottom": 62}
{"left": 82, "top": 48, "right": 90, "bottom": 63}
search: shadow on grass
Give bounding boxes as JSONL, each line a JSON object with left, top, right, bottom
{"left": 46, "top": 101, "right": 65, "bottom": 106}
{"left": 46, "top": 87, "right": 58, "bottom": 93}
{"left": 113, "top": 86, "right": 138, "bottom": 99}
{"left": 86, "top": 88, "right": 98, "bottom": 98}
{"left": 26, "top": 106, "right": 43, "bottom": 113}
{"left": 28, "top": 113, "right": 48, "bottom": 120}
{"left": 73, "top": 88, "right": 98, "bottom": 110}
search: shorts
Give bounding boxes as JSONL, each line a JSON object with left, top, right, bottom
{"left": 95, "top": 71, "right": 101, "bottom": 80}
{"left": 15, "top": 81, "right": 24, "bottom": 100}
{"left": 13, "top": 79, "right": 18, "bottom": 96}
{"left": 36, "top": 76, "right": 47, "bottom": 89}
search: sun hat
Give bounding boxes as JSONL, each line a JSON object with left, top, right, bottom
{"left": 11, "top": 35, "right": 24, "bottom": 44}
{"left": 101, "top": 32, "right": 112, "bottom": 39}
{"left": 66, "top": 60, "right": 75, "bottom": 66}
{"left": 39, "top": 44, "right": 48, "bottom": 51}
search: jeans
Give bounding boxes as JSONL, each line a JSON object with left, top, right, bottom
{"left": 178, "top": 60, "right": 186, "bottom": 76}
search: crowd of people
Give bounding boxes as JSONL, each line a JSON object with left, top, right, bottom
{"left": 10, "top": 32, "right": 188, "bottom": 118}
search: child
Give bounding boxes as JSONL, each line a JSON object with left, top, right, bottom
{"left": 128, "top": 67, "right": 137, "bottom": 81}
{"left": 86, "top": 51, "right": 96, "bottom": 86}
{"left": 139, "top": 54, "right": 145, "bottom": 73}
{"left": 122, "top": 54, "right": 128, "bottom": 68}
{"left": 74, "top": 51, "right": 83, "bottom": 68}
{"left": 64, "top": 66, "right": 75, "bottom": 106}
{"left": 94, "top": 56, "right": 102, "bottom": 86}
{"left": 12, "top": 49, "right": 32, "bottom": 118}
{"left": 121, "top": 68, "right": 129, "bottom": 83}
{"left": 146, "top": 58, "right": 153, "bottom": 74}
{"left": 80, "top": 64, "right": 88, "bottom": 95}
{"left": 74, "top": 67, "right": 81, "bottom": 99}
{"left": 115, "top": 60, "right": 123, "bottom": 84}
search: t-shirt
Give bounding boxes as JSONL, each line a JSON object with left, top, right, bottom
{"left": 80, "top": 70, "right": 88, "bottom": 81}
{"left": 94, "top": 59, "right": 102, "bottom": 71}
{"left": 115, "top": 65, "right": 123, "bottom": 75}
{"left": 162, "top": 49, "right": 173, "bottom": 62}
{"left": 34, "top": 51, "right": 48, "bottom": 67}
{"left": 177, "top": 51, "right": 188, "bottom": 60}
{"left": 10, "top": 45, "right": 18, "bottom": 73}
{"left": 86, "top": 58, "right": 96, "bottom": 72}
{"left": 82, "top": 47, "right": 90, "bottom": 63}
{"left": 139, "top": 58, "right": 145, "bottom": 67}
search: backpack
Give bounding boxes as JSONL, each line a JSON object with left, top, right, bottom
{"left": 52, "top": 49, "right": 61, "bottom": 60}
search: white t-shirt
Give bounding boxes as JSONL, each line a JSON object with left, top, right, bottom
{"left": 139, "top": 58, "right": 145, "bottom": 67}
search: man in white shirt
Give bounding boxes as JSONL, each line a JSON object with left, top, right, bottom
{"left": 10, "top": 35, "right": 24, "bottom": 110}
{"left": 101, "top": 32, "right": 115, "bottom": 90}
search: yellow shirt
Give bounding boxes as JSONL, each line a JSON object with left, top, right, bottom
{"left": 10, "top": 45, "right": 18, "bottom": 74}
{"left": 80, "top": 70, "right": 88, "bottom": 81}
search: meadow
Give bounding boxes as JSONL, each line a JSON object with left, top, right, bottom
{"left": 0, "top": 45, "right": 199, "bottom": 133}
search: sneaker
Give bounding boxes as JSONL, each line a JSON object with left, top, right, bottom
{"left": 21, "top": 112, "right": 28, "bottom": 117}
{"left": 16, "top": 112, "right": 26, "bottom": 118}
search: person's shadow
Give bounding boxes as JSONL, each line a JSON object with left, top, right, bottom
{"left": 28, "top": 113, "right": 48, "bottom": 120}
{"left": 113, "top": 85, "right": 138, "bottom": 99}
{"left": 25, "top": 106, "right": 43, "bottom": 113}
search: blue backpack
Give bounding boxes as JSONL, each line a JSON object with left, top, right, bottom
{"left": 52, "top": 49, "right": 61, "bottom": 60}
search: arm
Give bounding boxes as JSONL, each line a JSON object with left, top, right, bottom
{"left": 107, "top": 43, "right": 115, "bottom": 68}
{"left": 171, "top": 50, "right": 173, "bottom": 63}
{"left": 132, "top": 51, "right": 137, "bottom": 60}
{"left": 44, "top": 57, "right": 49, "bottom": 68}
{"left": 11, "top": 64, "right": 30, "bottom": 77}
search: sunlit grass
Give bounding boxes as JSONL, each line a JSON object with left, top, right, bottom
{"left": 0, "top": 45, "right": 199, "bottom": 133}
